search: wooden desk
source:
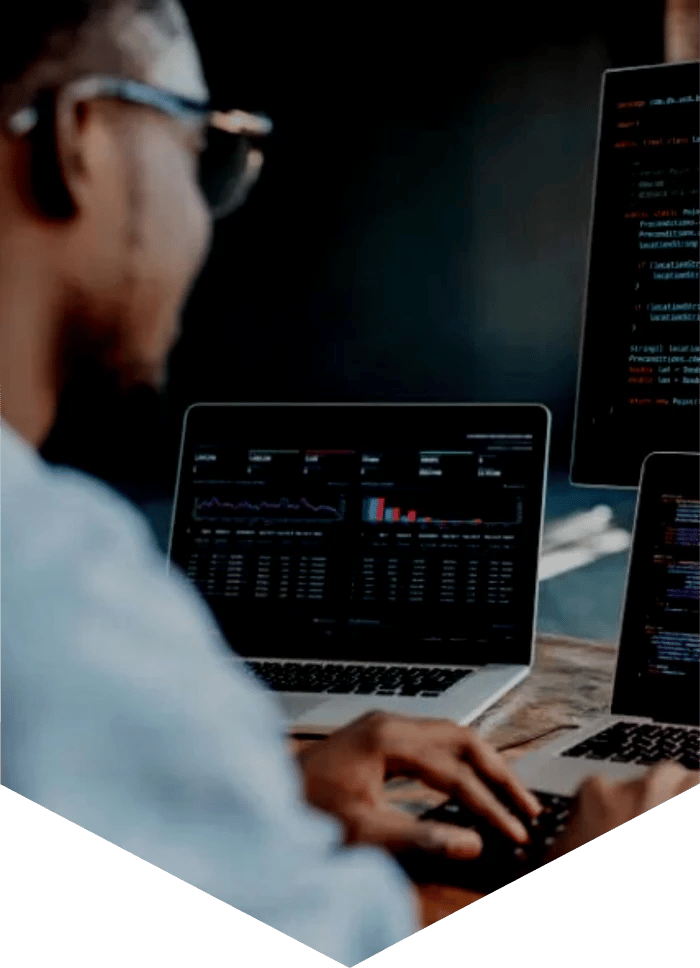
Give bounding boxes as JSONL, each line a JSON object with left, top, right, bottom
{"left": 292, "top": 633, "right": 618, "bottom": 926}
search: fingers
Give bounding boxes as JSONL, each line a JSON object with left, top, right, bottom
{"left": 550, "top": 764, "right": 698, "bottom": 864}
{"left": 411, "top": 753, "right": 531, "bottom": 844}
{"left": 574, "top": 763, "right": 698, "bottom": 819}
{"left": 412, "top": 821, "right": 483, "bottom": 860}
{"left": 406, "top": 717, "right": 542, "bottom": 818}
{"left": 454, "top": 728, "right": 543, "bottom": 818}
{"left": 358, "top": 712, "right": 538, "bottom": 839}
{"left": 679, "top": 769, "right": 700, "bottom": 793}
{"left": 348, "top": 805, "right": 483, "bottom": 860}
{"left": 638, "top": 761, "right": 699, "bottom": 808}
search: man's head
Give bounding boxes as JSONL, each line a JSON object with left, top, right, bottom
{"left": 0, "top": 0, "right": 216, "bottom": 444}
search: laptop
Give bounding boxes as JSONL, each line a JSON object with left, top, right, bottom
{"left": 570, "top": 60, "right": 700, "bottom": 488}
{"left": 168, "top": 402, "right": 550, "bottom": 728}
{"left": 517, "top": 451, "right": 700, "bottom": 796}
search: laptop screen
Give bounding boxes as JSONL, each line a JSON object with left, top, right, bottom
{"left": 612, "top": 452, "right": 700, "bottom": 725}
{"left": 169, "top": 404, "right": 550, "bottom": 666}
{"left": 571, "top": 62, "right": 700, "bottom": 488}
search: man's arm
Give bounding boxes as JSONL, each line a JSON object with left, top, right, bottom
{"left": 295, "top": 714, "right": 697, "bottom": 876}
{"left": 2, "top": 470, "right": 418, "bottom": 964}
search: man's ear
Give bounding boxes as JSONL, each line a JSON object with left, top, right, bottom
{"left": 33, "top": 93, "right": 111, "bottom": 221}
{"left": 27, "top": 93, "right": 78, "bottom": 220}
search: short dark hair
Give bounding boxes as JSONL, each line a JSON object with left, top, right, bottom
{"left": 0, "top": 0, "right": 177, "bottom": 119}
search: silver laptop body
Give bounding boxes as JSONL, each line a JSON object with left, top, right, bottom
{"left": 517, "top": 452, "right": 700, "bottom": 795}
{"left": 169, "top": 403, "right": 551, "bottom": 728}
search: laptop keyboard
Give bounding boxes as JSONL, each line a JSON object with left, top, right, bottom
{"left": 561, "top": 722, "right": 700, "bottom": 770}
{"left": 244, "top": 661, "right": 472, "bottom": 696}
{"left": 399, "top": 791, "right": 573, "bottom": 890}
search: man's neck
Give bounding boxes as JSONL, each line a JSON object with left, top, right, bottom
{"left": 0, "top": 389, "right": 55, "bottom": 450}
{"left": 0, "top": 233, "right": 61, "bottom": 449}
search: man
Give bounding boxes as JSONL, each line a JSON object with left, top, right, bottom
{"left": 1, "top": 2, "right": 696, "bottom": 963}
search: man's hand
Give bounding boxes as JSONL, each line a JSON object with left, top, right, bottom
{"left": 296, "top": 711, "right": 542, "bottom": 861}
{"left": 547, "top": 762, "right": 698, "bottom": 862}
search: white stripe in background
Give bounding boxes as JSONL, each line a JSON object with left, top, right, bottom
{"left": 538, "top": 526, "right": 631, "bottom": 581}
{"left": 541, "top": 504, "right": 614, "bottom": 552}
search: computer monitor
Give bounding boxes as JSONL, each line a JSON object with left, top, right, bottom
{"left": 571, "top": 61, "right": 699, "bottom": 488}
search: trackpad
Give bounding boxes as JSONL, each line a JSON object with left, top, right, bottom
{"left": 516, "top": 753, "right": 646, "bottom": 795}
{"left": 277, "top": 694, "right": 323, "bottom": 725}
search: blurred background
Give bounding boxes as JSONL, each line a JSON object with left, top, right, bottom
{"left": 40, "top": 0, "right": 699, "bottom": 640}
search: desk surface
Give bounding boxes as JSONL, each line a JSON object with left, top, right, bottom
{"left": 293, "top": 633, "right": 618, "bottom": 926}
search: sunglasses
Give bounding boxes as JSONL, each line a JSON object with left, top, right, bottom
{"left": 6, "top": 75, "right": 273, "bottom": 219}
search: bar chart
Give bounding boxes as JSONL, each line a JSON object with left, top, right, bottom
{"left": 362, "top": 496, "right": 484, "bottom": 527}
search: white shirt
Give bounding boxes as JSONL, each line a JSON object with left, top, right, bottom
{"left": 1, "top": 421, "right": 417, "bottom": 964}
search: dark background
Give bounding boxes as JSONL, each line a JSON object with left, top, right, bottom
{"left": 41, "top": 0, "right": 666, "bottom": 507}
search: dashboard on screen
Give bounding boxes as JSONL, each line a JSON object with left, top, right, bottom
{"left": 571, "top": 62, "right": 699, "bottom": 488}
{"left": 169, "top": 404, "right": 549, "bottom": 665}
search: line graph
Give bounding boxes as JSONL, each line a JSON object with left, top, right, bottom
{"left": 194, "top": 495, "right": 345, "bottom": 523}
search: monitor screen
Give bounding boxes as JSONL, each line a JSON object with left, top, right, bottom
{"left": 571, "top": 62, "right": 699, "bottom": 488}
{"left": 169, "top": 404, "right": 549, "bottom": 666}
{"left": 612, "top": 452, "right": 699, "bottom": 726}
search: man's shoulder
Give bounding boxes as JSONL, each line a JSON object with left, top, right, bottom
{"left": 2, "top": 427, "right": 160, "bottom": 577}
{"left": 2, "top": 424, "right": 227, "bottom": 667}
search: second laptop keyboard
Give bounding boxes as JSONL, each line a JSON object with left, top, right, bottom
{"left": 245, "top": 661, "right": 472, "bottom": 696}
{"left": 560, "top": 721, "right": 699, "bottom": 770}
